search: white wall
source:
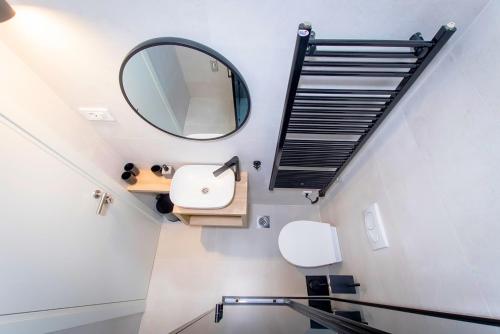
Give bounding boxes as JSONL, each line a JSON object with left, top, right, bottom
{"left": 51, "top": 314, "right": 142, "bottom": 334}
{"left": 0, "top": 35, "right": 160, "bottom": 334}
{"left": 0, "top": 39, "right": 160, "bottom": 217}
{"left": 0, "top": 301, "right": 145, "bottom": 334}
{"left": 0, "top": 0, "right": 489, "bottom": 205}
{"left": 320, "top": 0, "right": 500, "bottom": 320}
{"left": 0, "top": 39, "right": 124, "bottom": 182}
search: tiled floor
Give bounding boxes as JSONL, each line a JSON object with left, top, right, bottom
{"left": 139, "top": 204, "right": 332, "bottom": 333}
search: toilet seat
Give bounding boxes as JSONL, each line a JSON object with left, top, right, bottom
{"left": 278, "top": 220, "right": 342, "bottom": 267}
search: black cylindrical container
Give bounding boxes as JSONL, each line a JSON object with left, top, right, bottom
{"left": 124, "top": 163, "right": 140, "bottom": 176}
{"left": 155, "top": 194, "right": 178, "bottom": 222}
{"left": 151, "top": 165, "right": 163, "bottom": 176}
{"left": 155, "top": 194, "right": 173, "bottom": 213}
{"left": 121, "top": 171, "right": 137, "bottom": 185}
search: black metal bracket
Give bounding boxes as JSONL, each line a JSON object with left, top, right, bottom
{"left": 269, "top": 22, "right": 456, "bottom": 194}
{"left": 214, "top": 303, "right": 223, "bottom": 323}
{"left": 410, "top": 32, "right": 429, "bottom": 58}
{"left": 307, "top": 30, "right": 316, "bottom": 55}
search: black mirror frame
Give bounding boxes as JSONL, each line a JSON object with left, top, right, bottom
{"left": 119, "top": 37, "right": 251, "bottom": 141}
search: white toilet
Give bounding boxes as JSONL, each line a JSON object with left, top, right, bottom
{"left": 278, "top": 220, "right": 342, "bottom": 267}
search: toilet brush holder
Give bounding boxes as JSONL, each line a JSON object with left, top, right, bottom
{"left": 161, "top": 165, "right": 174, "bottom": 179}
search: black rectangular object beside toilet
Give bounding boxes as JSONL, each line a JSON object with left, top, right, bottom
{"left": 335, "top": 311, "right": 363, "bottom": 323}
{"left": 330, "top": 275, "right": 359, "bottom": 294}
{"left": 305, "top": 276, "right": 332, "bottom": 329}
{"left": 306, "top": 275, "right": 330, "bottom": 296}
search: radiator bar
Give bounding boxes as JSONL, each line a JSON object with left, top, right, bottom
{"left": 269, "top": 22, "right": 456, "bottom": 195}
{"left": 309, "top": 39, "right": 434, "bottom": 47}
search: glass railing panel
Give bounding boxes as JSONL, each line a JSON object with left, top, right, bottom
{"left": 172, "top": 296, "right": 500, "bottom": 334}
{"left": 172, "top": 304, "right": 337, "bottom": 334}
{"left": 332, "top": 300, "right": 499, "bottom": 334}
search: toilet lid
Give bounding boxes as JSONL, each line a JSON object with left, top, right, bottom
{"left": 278, "top": 220, "right": 341, "bottom": 267}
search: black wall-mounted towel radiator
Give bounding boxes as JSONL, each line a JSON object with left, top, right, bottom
{"left": 269, "top": 22, "right": 456, "bottom": 196}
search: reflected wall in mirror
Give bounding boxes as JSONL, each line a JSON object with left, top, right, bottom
{"left": 120, "top": 38, "right": 250, "bottom": 140}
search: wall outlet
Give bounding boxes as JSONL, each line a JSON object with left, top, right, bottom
{"left": 302, "top": 190, "right": 313, "bottom": 195}
{"left": 79, "top": 107, "right": 114, "bottom": 121}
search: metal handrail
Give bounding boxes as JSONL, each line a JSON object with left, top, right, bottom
{"left": 222, "top": 296, "right": 389, "bottom": 334}
{"left": 223, "top": 296, "right": 500, "bottom": 328}
{"left": 170, "top": 295, "right": 500, "bottom": 334}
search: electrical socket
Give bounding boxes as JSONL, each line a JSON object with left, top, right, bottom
{"left": 302, "top": 190, "right": 313, "bottom": 195}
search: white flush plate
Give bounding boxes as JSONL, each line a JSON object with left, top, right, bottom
{"left": 363, "top": 203, "right": 389, "bottom": 250}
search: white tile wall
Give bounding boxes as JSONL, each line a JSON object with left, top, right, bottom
{"left": 320, "top": 0, "right": 500, "bottom": 323}
{"left": 50, "top": 314, "right": 142, "bottom": 334}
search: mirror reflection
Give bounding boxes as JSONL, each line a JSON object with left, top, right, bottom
{"left": 121, "top": 41, "right": 250, "bottom": 140}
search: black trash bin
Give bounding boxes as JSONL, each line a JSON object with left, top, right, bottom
{"left": 155, "top": 194, "right": 178, "bottom": 222}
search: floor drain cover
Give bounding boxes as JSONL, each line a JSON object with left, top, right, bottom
{"left": 257, "top": 216, "right": 270, "bottom": 228}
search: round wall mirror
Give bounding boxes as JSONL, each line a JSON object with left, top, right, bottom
{"left": 119, "top": 38, "right": 251, "bottom": 140}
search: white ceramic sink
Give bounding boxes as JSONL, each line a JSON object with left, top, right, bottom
{"left": 170, "top": 165, "right": 235, "bottom": 209}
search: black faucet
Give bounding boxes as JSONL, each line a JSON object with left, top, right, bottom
{"left": 213, "top": 156, "right": 240, "bottom": 182}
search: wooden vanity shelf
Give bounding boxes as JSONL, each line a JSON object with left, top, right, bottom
{"left": 173, "top": 172, "right": 248, "bottom": 227}
{"left": 126, "top": 169, "right": 247, "bottom": 227}
{"left": 126, "top": 169, "right": 172, "bottom": 194}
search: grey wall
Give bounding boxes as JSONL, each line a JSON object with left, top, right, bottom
{"left": 146, "top": 46, "right": 190, "bottom": 130}
{"left": 122, "top": 50, "right": 182, "bottom": 134}
{"left": 175, "top": 46, "right": 236, "bottom": 136}
{"left": 320, "top": 0, "right": 500, "bottom": 321}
